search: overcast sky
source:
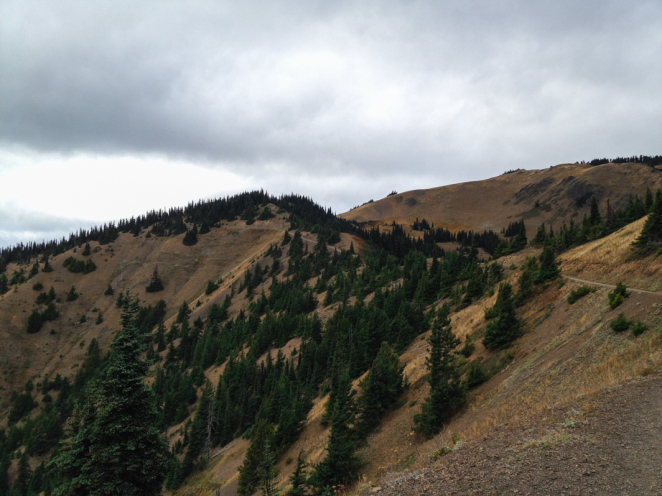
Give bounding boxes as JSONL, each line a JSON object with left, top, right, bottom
{"left": 1, "top": 1, "right": 661, "bottom": 248}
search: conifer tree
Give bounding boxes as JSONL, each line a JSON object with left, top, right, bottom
{"left": 66, "top": 286, "right": 78, "bottom": 302}
{"left": 259, "top": 441, "right": 280, "bottom": 496}
{"left": 356, "top": 342, "right": 406, "bottom": 437}
{"left": 238, "top": 420, "right": 274, "bottom": 495}
{"left": 286, "top": 451, "right": 309, "bottom": 496}
{"left": 310, "top": 371, "right": 361, "bottom": 489}
{"left": 13, "top": 451, "right": 31, "bottom": 496}
{"left": 535, "top": 244, "right": 561, "bottom": 283}
{"left": 146, "top": 267, "right": 164, "bottom": 293}
{"left": 104, "top": 284, "right": 114, "bottom": 296}
{"left": 413, "top": 305, "right": 465, "bottom": 438}
{"left": 483, "top": 283, "right": 522, "bottom": 349}
{"left": 50, "top": 293, "right": 169, "bottom": 496}
{"left": 42, "top": 255, "right": 53, "bottom": 272}
{"left": 634, "top": 190, "right": 662, "bottom": 246}
{"left": 0, "top": 273, "right": 8, "bottom": 295}
{"left": 182, "top": 224, "right": 198, "bottom": 246}
{"left": 82, "top": 243, "right": 91, "bottom": 256}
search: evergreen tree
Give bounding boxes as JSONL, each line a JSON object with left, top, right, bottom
{"left": 238, "top": 420, "right": 274, "bottom": 495}
{"left": 535, "top": 245, "right": 561, "bottom": 284}
{"left": 0, "top": 273, "right": 8, "bottom": 295}
{"left": 259, "top": 441, "right": 280, "bottom": 496}
{"left": 413, "top": 306, "right": 465, "bottom": 438}
{"left": 634, "top": 190, "right": 662, "bottom": 246}
{"left": 286, "top": 451, "right": 309, "bottom": 496}
{"left": 182, "top": 224, "right": 198, "bottom": 246}
{"left": 146, "top": 267, "right": 164, "bottom": 293}
{"left": 12, "top": 451, "right": 31, "bottom": 496}
{"left": 50, "top": 293, "right": 169, "bottom": 496}
{"left": 483, "top": 283, "right": 522, "bottom": 349}
{"left": 104, "top": 284, "right": 114, "bottom": 296}
{"left": 66, "top": 286, "right": 78, "bottom": 302}
{"left": 82, "top": 243, "right": 91, "bottom": 256}
{"left": 27, "top": 309, "right": 43, "bottom": 334}
{"left": 42, "top": 255, "right": 53, "bottom": 272}
{"left": 310, "top": 371, "right": 361, "bottom": 489}
{"left": 356, "top": 342, "right": 406, "bottom": 437}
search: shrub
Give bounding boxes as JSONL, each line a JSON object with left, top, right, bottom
{"left": 459, "top": 336, "right": 476, "bottom": 358}
{"left": 608, "top": 282, "right": 630, "bottom": 310}
{"left": 610, "top": 313, "right": 631, "bottom": 333}
{"left": 66, "top": 286, "right": 79, "bottom": 302}
{"left": 631, "top": 321, "right": 648, "bottom": 336}
{"left": 465, "top": 361, "right": 488, "bottom": 389}
{"left": 27, "top": 309, "right": 43, "bottom": 334}
{"left": 205, "top": 280, "right": 219, "bottom": 295}
{"left": 567, "top": 285, "right": 596, "bottom": 304}
{"left": 32, "top": 282, "right": 43, "bottom": 291}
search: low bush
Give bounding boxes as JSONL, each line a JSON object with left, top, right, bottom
{"left": 567, "top": 285, "right": 596, "bottom": 304}
{"left": 608, "top": 282, "right": 630, "bottom": 310}
{"left": 610, "top": 313, "right": 631, "bottom": 333}
{"left": 631, "top": 321, "right": 648, "bottom": 336}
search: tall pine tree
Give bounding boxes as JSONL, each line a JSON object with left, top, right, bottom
{"left": 413, "top": 305, "right": 465, "bottom": 438}
{"left": 50, "top": 293, "right": 169, "bottom": 496}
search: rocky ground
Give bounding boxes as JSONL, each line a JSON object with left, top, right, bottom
{"left": 367, "top": 372, "right": 662, "bottom": 496}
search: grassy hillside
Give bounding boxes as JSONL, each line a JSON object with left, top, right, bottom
{"left": 341, "top": 162, "right": 661, "bottom": 235}
{"left": 0, "top": 177, "right": 660, "bottom": 496}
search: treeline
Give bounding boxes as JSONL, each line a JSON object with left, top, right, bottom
{"left": 581, "top": 155, "right": 662, "bottom": 166}
{"left": 0, "top": 191, "right": 358, "bottom": 272}
{"left": 531, "top": 191, "right": 660, "bottom": 252}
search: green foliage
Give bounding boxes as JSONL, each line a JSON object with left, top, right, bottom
{"left": 258, "top": 207, "right": 276, "bottom": 221}
{"left": 633, "top": 189, "right": 662, "bottom": 246}
{"left": 95, "top": 311, "right": 103, "bottom": 325}
{"left": 610, "top": 313, "right": 631, "bottom": 333}
{"left": 82, "top": 243, "right": 91, "bottom": 256}
{"left": 145, "top": 267, "right": 164, "bottom": 293}
{"left": 567, "top": 285, "right": 596, "bottom": 304}
{"left": 50, "top": 293, "right": 169, "bottom": 495}
{"left": 413, "top": 306, "right": 465, "bottom": 438}
{"left": 238, "top": 420, "right": 274, "bottom": 495}
{"left": 66, "top": 286, "right": 78, "bottom": 302}
{"left": 483, "top": 283, "right": 522, "bottom": 349}
{"left": 26, "top": 309, "right": 43, "bottom": 334}
{"left": 465, "top": 361, "right": 488, "bottom": 389}
{"left": 631, "top": 321, "right": 648, "bottom": 336}
{"left": 205, "top": 280, "right": 219, "bottom": 295}
{"left": 459, "top": 336, "right": 475, "bottom": 358}
{"left": 8, "top": 384, "right": 38, "bottom": 424}
{"left": 515, "top": 257, "right": 538, "bottom": 303}
{"left": 63, "top": 256, "right": 97, "bottom": 274}
{"left": 535, "top": 244, "right": 561, "bottom": 284}
{"left": 0, "top": 273, "right": 8, "bottom": 295}
{"left": 258, "top": 441, "right": 280, "bottom": 496}
{"left": 28, "top": 261, "right": 39, "bottom": 279}
{"left": 310, "top": 371, "right": 362, "bottom": 489}
{"left": 42, "top": 255, "right": 53, "bottom": 273}
{"left": 32, "top": 281, "right": 43, "bottom": 291}
{"left": 183, "top": 224, "right": 198, "bottom": 246}
{"left": 104, "top": 284, "right": 114, "bottom": 296}
{"left": 286, "top": 451, "right": 309, "bottom": 496}
{"left": 608, "top": 282, "right": 630, "bottom": 310}
{"left": 355, "top": 342, "right": 407, "bottom": 437}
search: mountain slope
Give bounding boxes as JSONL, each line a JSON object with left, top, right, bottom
{"left": 341, "top": 162, "right": 661, "bottom": 234}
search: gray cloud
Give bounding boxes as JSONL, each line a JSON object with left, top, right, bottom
{"left": 1, "top": 1, "right": 662, "bottom": 247}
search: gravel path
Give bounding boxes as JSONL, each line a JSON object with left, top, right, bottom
{"left": 562, "top": 275, "right": 662, "bottom": 296}
{"left": 371, "top": 374, "right": 662, "bottom": 496}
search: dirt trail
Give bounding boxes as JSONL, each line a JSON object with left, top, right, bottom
{"left": 562, "top": 275, "right": 662, "bottom": 296}
{"left": 369, "top": 374, "right": 662, "bottom": 496}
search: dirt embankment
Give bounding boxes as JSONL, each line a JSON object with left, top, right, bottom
{"left": 367, "top": 373, "right": 662, "bottom": 496}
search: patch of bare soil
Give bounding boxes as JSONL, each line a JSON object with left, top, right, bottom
{"left": 367, "top": 373, "right": 662, "bottom": 496}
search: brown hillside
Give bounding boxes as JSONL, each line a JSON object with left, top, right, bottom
{"left": 341, "top": 162, "right": 661, "bottom": 235}
{"left": 0, "top": 212, "right": 290, "bottom": 413}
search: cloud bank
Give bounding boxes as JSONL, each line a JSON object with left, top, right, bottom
{"left": 1, "top": 0, "right": 661, "bottom": 247}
